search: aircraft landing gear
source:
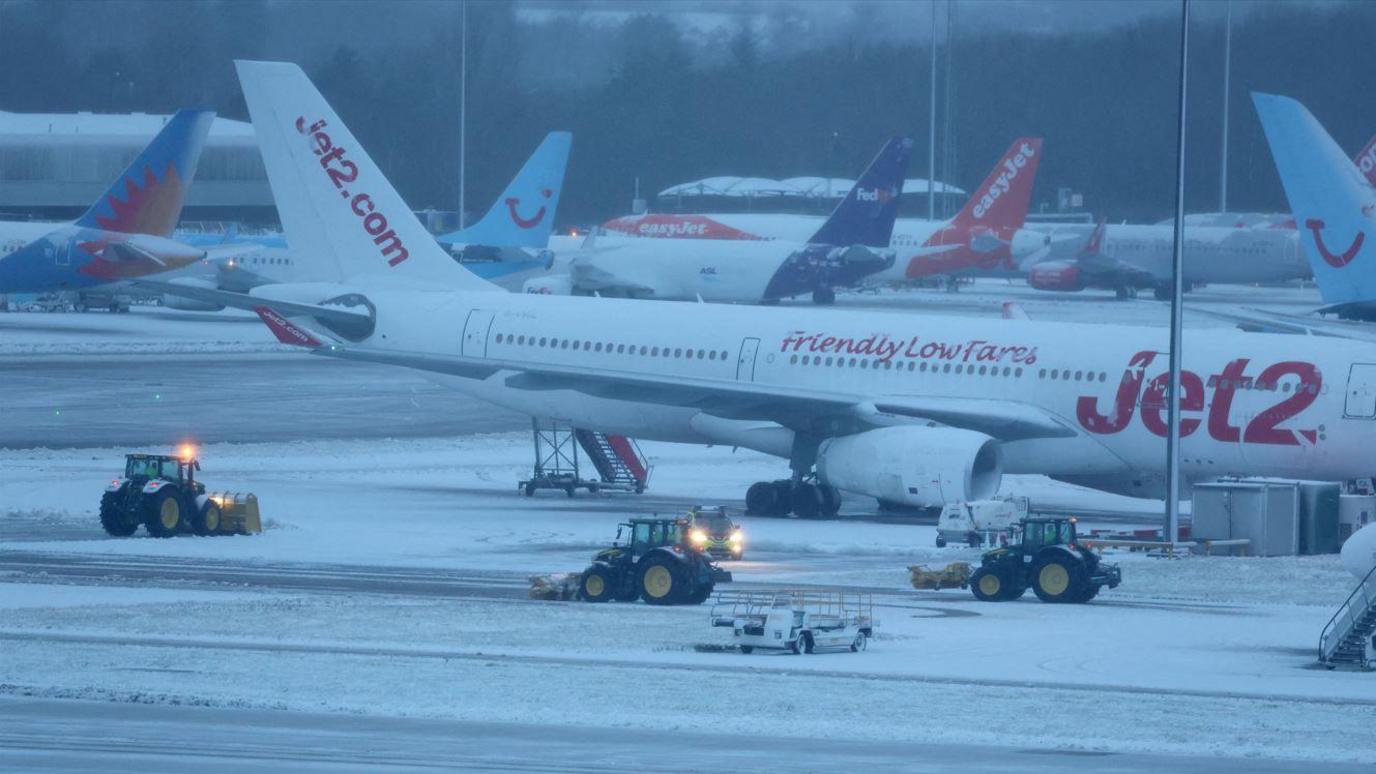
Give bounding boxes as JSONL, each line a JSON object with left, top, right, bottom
{"left": 1113, "top": 285, "right": 1139, "bottom": 300}
{"left": 745, "top": 478, "right": 841, "bottom": 518}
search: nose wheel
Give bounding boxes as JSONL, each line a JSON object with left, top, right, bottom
{"left": 745, "top": 478, "right": 841, "bottom": 518}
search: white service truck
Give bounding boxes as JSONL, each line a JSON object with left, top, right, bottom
{"left": 936, "top": 496, "right": 1029, "bottom": 548}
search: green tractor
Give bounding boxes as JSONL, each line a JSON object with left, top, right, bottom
{"left": 99, "top": 450, "right": 259, "bottom": 538}
{"left": 969, "top": 517, "right": 1121, "bottom": 603}
{"left": 579, "top": 517, "right": 733, "bottom": 605}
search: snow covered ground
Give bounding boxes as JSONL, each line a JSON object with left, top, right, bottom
{"left": 2, "top": 284, "right": 1373, "bottom": 770}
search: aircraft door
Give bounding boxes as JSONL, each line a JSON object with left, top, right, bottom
{"left": 461, "top": 309, "right": 495, "bottom": 358}
{"left": 736, "top": 337, "right": 760, "bottom": 381}
{"left": 1344, "top": 364, "right": 1376, "bottom": 419}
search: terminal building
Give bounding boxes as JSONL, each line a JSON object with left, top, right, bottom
{"left": 0, "top": 111, "right": 275, "bottom": 225}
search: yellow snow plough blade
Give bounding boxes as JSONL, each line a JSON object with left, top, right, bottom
{"left": 207, "top": 492, "right": 262, "bottom": 535}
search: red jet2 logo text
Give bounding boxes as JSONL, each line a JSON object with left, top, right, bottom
{"left": 297, "top": 117, "right": 409, "bottom": 267}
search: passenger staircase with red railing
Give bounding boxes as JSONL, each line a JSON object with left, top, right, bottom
{"left": 519, "top": 419, "right": 650, "bottom": 497}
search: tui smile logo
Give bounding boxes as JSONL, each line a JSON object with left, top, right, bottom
{"left": 506, "top": 188, "right": 552, "bottom": 229}
{"left": 1304, "top": 218, "right": 1365, "bottom": 268}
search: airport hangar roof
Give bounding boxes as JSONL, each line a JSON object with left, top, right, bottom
{"left": 0, "top": 111, "right": 256, "bottom": 145}
{"left": 658, "top": 176, "right": 965, "bottom": 198}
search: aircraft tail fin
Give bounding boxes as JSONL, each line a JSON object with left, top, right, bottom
{"left": 1253, "top": 92, "right": 1376, "bottom": 306}
{"left": 234, "top": 60, "right": 498, "bottom": 290}
{"left": 1083, "top": 217, "right": 1107, "bottom": 256}
{"left": 74, "top": 110, "right": 215, "bottom": 237}
{"left": 807, "top": 136, "right": 913, "bottom": 247}
{"left": 440, "top": 131, "right": 571, "bottom": 248}
{"left": 1354, "top": 134, "right": 1376, "bottom": 187}
{"left": 949, "top": 138, "right": 1042, "bottom": 233}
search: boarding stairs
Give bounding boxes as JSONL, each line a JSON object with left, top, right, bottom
{"left": 1319, "top": 563, "right": 1376, "bottom": 670}
{"left": 574, "top": 429, "right": 648, "bottom": 492}
{"left": 519, "top": 419, "right": 649, "bottom": 497}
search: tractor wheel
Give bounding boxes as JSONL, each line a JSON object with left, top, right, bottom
{"left": 801, "top": 632, "right": 815, "bottom": 654}
{"left": 745, "top": 481, "right": 777, "bottom": 515}
{"left": 193, "top": 501, "right": 222, "bottom": 536}
{"left": 790, "top": 635, "right": 804, "bottom": 655}
{"left": 637, "top": 555, "right": 684, "bottom": 605}
{"left": 1032, "top": 555, "right": 1088, "bottom": 603}
{"left": 144, "top": 489, "right": 186, "bottom": 538}
{"left": 98, "top": 491, "right": 137, "bottom": 537}
{"left": 1001, "top": 581, "right": 1028, "bottom": 601}
{"left": 818, "top": 485, "right": 841, "bottom": 517}
{"left": 523, "top": 482, "right": 536, "bottom": 497}
{"left": 564, "top": 485, "right": 576, "bottom": 498}
{"left": 791, "top": 483, "right": 822, "bottom": 519}
{"left": 579, "top": 565, "right": 615, "bottom": 602}
{"left": 970, "top": 567, "right": 1008, "bottom": 602}
{"left": 850, "top": 631, "right": 868, "bottom": 652}
{"left": 1074, "top": 584, "right": 1102, "bottom": 603}
{"left": 683, "top": 582, "right": 714, "bottom": 606}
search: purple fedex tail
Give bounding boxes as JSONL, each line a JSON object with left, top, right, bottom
{"left": 74, "top": 109, "right": 215, "bottom": 237}
{"left": 807, "top": 136, "right": 914, "bottom": 248}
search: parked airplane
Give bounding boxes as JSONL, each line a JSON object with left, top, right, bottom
{"left": 0, "top": 110, "right": 214, "bottom": 300}
{"left": 559, "top": 136, "right": 911, "bottom": 305}
{"left": 151, "top": 62, "right": 1376, "bottom": 520}
{"left": 1026, "top": 217, "right": 1309, "bottom": 299}
{"left": 602, "top": 137, "right": 1047, "bottom": 288}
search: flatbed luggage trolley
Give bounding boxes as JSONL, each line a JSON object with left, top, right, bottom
{"left": 710, "top": 590, "right": 874, "bottom": 654}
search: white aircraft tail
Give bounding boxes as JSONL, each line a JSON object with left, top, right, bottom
{"left": 235, "top": 60, "right": 498, "bottom": 291}
{"left": 1253, "top": 92, "right": 1376, "bottom": 306}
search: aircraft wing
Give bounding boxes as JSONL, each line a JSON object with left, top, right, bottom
{"left": 1189, "top": 304, "right": 1376, "bottom": 342}
{"left": 132, "top": 278, "right": 372, "bottom": 335}
{"left": 315, "top": 341, "right": 1078, "bottom": 442}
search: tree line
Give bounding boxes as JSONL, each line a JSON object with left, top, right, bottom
{"left": 1, "top": 0, "right": 1372, "bottom": 226}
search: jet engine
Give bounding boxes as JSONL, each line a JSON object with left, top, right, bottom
{"left": 161, "top": 278, "right": 224, "bottom": 311}
{"left": 815, "top": 426, "right": 1002, "bottom": 507}
{"left": 1027, "top": 261, "right": 1086, "bottom": 291}
{"left": 1341, "top": 523, "right": 1376, "bottom": 580}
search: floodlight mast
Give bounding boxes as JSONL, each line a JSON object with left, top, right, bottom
{"left": 1165, "top": 0, "right": 1192, "bottom": 546}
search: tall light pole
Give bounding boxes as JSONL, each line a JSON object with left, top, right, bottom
{"left": 458, "top": 0, "right": 468, "bottom": 228}
{"left": 1219, "top": 0, "right": 1232, "bottom": 214}
{"left": 1166, "top": 0, "right": 1192, "bottom": 546}
{"left": 928, "top": 0, "right": 937, "bottom": 221}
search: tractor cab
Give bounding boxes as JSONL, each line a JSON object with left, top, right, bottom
{"left": 124, "top": 453, "right": 200, "bottom": 490}
{"left": 620, "top": 517, "right": 687, "bottom": 556}
{"left": 1016, "top": 517, "right": 1079, "bottom": 552}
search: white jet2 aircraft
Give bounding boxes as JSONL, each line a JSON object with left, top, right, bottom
{"left": 174, "top": 61, "right": 1376, "bottom": 518}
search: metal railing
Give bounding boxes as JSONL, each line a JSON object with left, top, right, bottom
{"left": 710, "top": 590, "right": 874, "bottom": 627}
{"left": 1319, "top": 562, "right": 1376, "bottom": 667}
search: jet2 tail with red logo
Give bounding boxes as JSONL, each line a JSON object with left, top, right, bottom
{"left": 1253, "top": 92, "right": 1376, "bottom": 318}
{"left": 233, "top": 60, "right": 497, "bottom": 292}
{"left": 438, "top": 131, "right": 571, "bottom": 250}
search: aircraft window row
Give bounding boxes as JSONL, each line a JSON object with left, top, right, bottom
{"left": 1038, "top": 369, "right": 1109, "bottom": 383}
{"left": 787, "top": 353, "right": 1025, "bottom": 378}
{"left": 1205, "top": 375, "right": 1319, "bottom": 394}
{"left": 493, "top": 332, "right": 729, "bottom": 361}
